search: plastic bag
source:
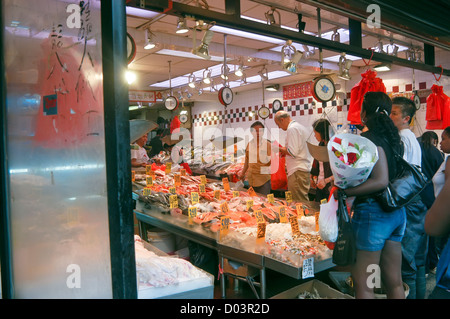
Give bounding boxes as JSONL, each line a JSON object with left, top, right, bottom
{"left": 332, "top": 190, "right": 356, "bottom": 266}
{"left": 271, "top": 141, "right": 287, "bottom": 190}
{"left": 319, "top": 193, "right": 338, "bottom": 242}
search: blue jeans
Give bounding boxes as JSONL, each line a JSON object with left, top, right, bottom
{"left": 352, "top": 198, "right": 406, "bottom": 251}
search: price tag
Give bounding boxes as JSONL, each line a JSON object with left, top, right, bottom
{"left": 220, "top": 216, "right": 230, "bottom": 237}
{"left": 169, "top": 194, "right": 178, "bottom": 208}
{"left": 289, "top": 216, "right": 300, "bottom": 236}
{"left": 143, "top": 187, "right": 152, "bottom": 196}
{"left": 131, "top": 171, "right": 135, "bottom": 182}
{"left": 254, "top": 210, "right": 265, "bottom": 224}
{"left": 315, "top": 212, "right": 320, "bottom": 232}
{"left": 279, "top": 206, "right": 288, "bottom": 223}
{"left": 169, "top": 186, "right": 176, "bottom": 194}
{"left": 285, "top": 191, "right": 293, "bottom": 203}
{"left": 295, "top": 203, "right": 304, "bottom": 217}
{"left": 222, "top": 177, "right": 230, "bottom": 192}
{"left": 199, "top": 184, "right": 206, "bottom": 194}
{"left": 214, "top": 189, "right": 221, "bottom": 200}
{"left": 165, "top": 162, "right": 172, "bottom": 174}
{"left": 146, "top": 176, "right": 153, "bottom": 187}
{"left": 256, "top": 222, "right": 266, "bottom": 241}
{"left": 145, "top": 165, "right": 152, "bottom": 175}
{"left": 220, "top": 202, "right": 229, "bottom": 214}
{"left": 174, "top": 174, "right": 181, "bottom": 187}
{"left": 246, "top": 200, "right": 254, "bottom": 211}
{"left": 191, "top": 192, "right": 199, "bottom": 205}
{"left": 320, "top": 199, "right": 327, "bottom": 204}
{"left": 302, "top": 257, "right": 314, "bottom": 279}
{"left": 200, "top": 175, "right": 207, "bottom": 185}
{"left": 180, "top": 169, "right": 186, "bottom": 176}
{"left": 233, "top": 190, "right": 240, "bottom": 198}
{"left": 303, "top": 205, "right": 310, "bottom": 216}
{"left": 267, "top": 193, "right": 274, "bottom": 204}
{"left": 248, "top": 187, "right": 257, "bottom": 197}
{"left": 188, "top": 206, "right": 197, "bottom": 225}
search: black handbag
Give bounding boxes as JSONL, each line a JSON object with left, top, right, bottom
{"left": 375, "top": 140, "right": 429, "bottom": 212}
{"left": 332, "top": 190, "right": 356, "bottom": 266}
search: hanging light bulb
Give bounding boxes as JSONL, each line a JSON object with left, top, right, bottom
{"left": 331, "top": 29, "right": 340, "bottom": 42}
{"left": 188, "top": 73, "right": 197, "bottom": 88}
{"left": 387, "top": 40, "right": 399, "bottom": 56}
{"left": 338, "top": 53, "right": 352, "bottom": 81}
{"left": 221, "top": 64, "right": 230, "bottom": 80}
{"left": 235, "top": 63, "right": 244, "bottom": 77}
{"left": 125, "top": 70, "right": 136, "bottom": 84}
{"left": 176, "top": 17, "right": 189, "bottom": 34}
{"left": 258, "top": 66, "right": 268, "bottom": 81}
{"left": 374, "top": 38, "right": 385, "bottom": 54}
{"left": 192, "top": 29, "right": 214, "bottom": 60}
{"left": 202, "top": 68, "right": 212, "bottom": 84}
{"left": 144, "top": 28, "right": 156, "bottom": 50}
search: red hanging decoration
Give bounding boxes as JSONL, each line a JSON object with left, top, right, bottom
{"left": 426, "top": 84, "right": 450, "bottom": 129}
{"left": 347, "top": 69, "right": 386, "bottom": 125}
{"left": 170, "top": 115, "right": 181, "bottom": 133}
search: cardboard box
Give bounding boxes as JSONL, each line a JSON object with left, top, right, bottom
{"left": 222, "top": 258, "right": 259, "bottom": 277}
{"left": 271, "top": 279, "right": 354, "bottom": 299}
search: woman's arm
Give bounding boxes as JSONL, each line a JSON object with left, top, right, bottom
{"left": 425, "top": 158, "right": 450, "bottom": 237}
{"left": 342, "top": 146, "right": 389, "bottom": 197}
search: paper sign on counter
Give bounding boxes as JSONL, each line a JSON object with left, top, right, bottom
{"left": 267, "top": 194, "right": 274, "bottom": 204}
{"left": 315, "top": 212, "right": 320, "bottom": 232}
{"left": 248, "top": 187, "right": 257, "bottom": 197}
{"left": 165, "top": 162, "right": 172, "bottom": 174}
{"left": 289, "top": 216, "right": 300, "bottom": 236}
{"left": 295, "top": 203, "right": 304, "bottom": 217}
{"left": 220, "top": 202, "right": 229, "bottom": 214}
{"left": 220, "top": 216, "right": 230, "bottom": 237}
{"left": 246, "top": 200, "right": 254, "bottom": 211}
{"left": 174, "top": 174, "right": 181, "bottom": 186}
{"left": 145, "top": 165, "right": 152, "bottom": 175}
{"left": 254, "top": 210, "right": 265, "bottom": 224}
{"left": 279, "top": 206, "right": 288, "bottom": 223}
{"left": 146, "top": 176, "right": 153, "bottom": 187}
{"left": 143, "top": 187, "right": 151, "bottom": 197}
{"left": 131, "top": 171, "right": 135, "bottom": 182}
{"left": 214, "top": 189, "right": 221, "bottom": 200}
{"left": 169, "top": 194, "right": 178, "bottom": 208}
{"left": 200, "top": 175, "right": 207, "bottom": 184}
{"left": 180, "top": 169, "right": 186, "bottom": 176}
{"left": 302, "top": 257, "right": 314, "bottom": 279}
{"left": 169, "top": 186, "right": 176, "bottom": 194}
{"left": 188, "top": 206, "right": 197, "bottom": 225}
{"left": 256, "top": 222, "right": 266, "bottom": 240}
{"left": 199, "top": 184, "right": 206, "bottom": 194}
{"left": 233, "top": 190, "right": 240, "bottom": 198}
{"left": 222, "top": 177, "right": 230, "bottom": 192}
{"left": 191, "top": 192, "right": 199, "bottom": 205}
{"left": 285, "top": 191, "right": 293, "bottom": 203}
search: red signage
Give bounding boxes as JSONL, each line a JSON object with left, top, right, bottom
{"left": 283, "top": 81, "right": 313, "bottom": 100}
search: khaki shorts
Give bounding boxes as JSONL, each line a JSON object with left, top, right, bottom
{"left": 287, "top": 170, "right": 310, "bottom": 202}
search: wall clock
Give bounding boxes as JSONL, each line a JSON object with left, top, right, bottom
{"left": 272, "top": 99, "right": 283, "bottom": 113}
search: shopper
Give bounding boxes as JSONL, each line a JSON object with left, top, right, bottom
{"left": 391, "top": 96, "right": 428, "bottom": 299}
{"left": 239, "top": 121, "right": 272, "bottom": 195}
{"left": 418, "top": 131, "right": 445, "bottom": 275}
{"left": 337, "top": 92, "right": 406, "bottom": 299}
{"left": 424, "top": 143, "right": 450, "bottom": 299}
{"left": 310, "top": 119, "right": 334, "bottom": 202}
{"left": 274, "top": 111, "right": 312, "bottom": 202}
{"left": 149, "top": 129, "right": 165, "bottom": 158}
{"left": 131, "top": 134, "right": 150, "bottom": 167}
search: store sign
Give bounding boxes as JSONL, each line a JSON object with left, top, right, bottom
{"left": 282, "top": 81, "right": 313, "bottom": 100}
{"left": 128, "top": 90, "right": 160, "bottom": 103}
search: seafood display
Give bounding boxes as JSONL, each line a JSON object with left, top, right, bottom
{"left": 133, "top": 166, "right": 331, "bottom": 267}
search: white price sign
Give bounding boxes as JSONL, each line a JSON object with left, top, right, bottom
{"left": 302, "top": 257, "right": 314, "bottom": 279}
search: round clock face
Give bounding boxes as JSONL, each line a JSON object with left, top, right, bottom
{"left": 219, "top": 86, "right": 233, "bottom": 106}
{"left": 164, "top": 96, "right": 178, "bottom": 111}
{"left": 258, "top": 106, "right": 270, "bottom": 119}
{"left": 313, "top": 77, "right": 336, "bottom": 102}
{"left": 413, "top": 93, "right": 421, "bottom": 110}
{"left": 179, "top": 114, "right": 188, "bottom": 123}
{"left": 126, "top": 33, "right": 136, "bottom": 65}
{"left": 272, "top": 99, "right": 283, "bottom": 113}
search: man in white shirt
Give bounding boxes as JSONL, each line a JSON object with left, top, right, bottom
{"left": 274, "top": 111, "right": 312, "bottom": 202}
{"left": 131, "top": 134, "right": 150, "bottom": 167}
{"left": 391, "top": 96, "right": 428, "bottom": 299}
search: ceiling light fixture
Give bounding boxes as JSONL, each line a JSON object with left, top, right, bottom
{"left": 281, "top": 40, "right": 303, "bottom": 74}
{"left": 176, "top": 17, "right": 189, "bottom": 34}
{"left": 373, "top": 63, "right": 391, "bottom": 72}
{"left": 192, "top": 23, "right": 215, "bottom": 60}
{"left": 374, "top": 38, "right": 385, "bottom": 54}
{"left": 188, "top": 73, "right": 197, "bottom": 88}
{"left": 265, "top": 84, "right": 280, "bottom": 91}
{"left": 235, "top": 62, "right": 244, "bottom": 77}
{"left": 144, "top": 28, "right": 156, "bottom": 50}
{"left": 265, "top": 7, "right": 281, "bottom": 27}
{"left": 202, "top": 68, "right": 212, "bottom": 84}
{"left": 258, "top": 66, "right": 269, "bottom": 81}
{"left": 221, "top": 64, "right": 230, "bottom": 80}
{"left": 338, "top": 52, "right": 352, "bottom": 80}
{"left": 331, "top": 28, "right": 340, "bottom": 42}
{"left": 386, "top": 40, "right": 399, "bottom": 56}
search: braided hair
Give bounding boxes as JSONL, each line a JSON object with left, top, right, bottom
{"left": 362, "top": 92, "right": 403, "bottom": 154}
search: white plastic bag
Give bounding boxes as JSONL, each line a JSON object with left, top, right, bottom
{"left": 319, "top": 194, "right": 339, "bottom": 242}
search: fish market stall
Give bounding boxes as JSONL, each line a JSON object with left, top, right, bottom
{"left": 132, "top": 165, "right": 336, "bottom": 298}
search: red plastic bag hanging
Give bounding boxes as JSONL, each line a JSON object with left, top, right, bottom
{"left": 347, "top": 69, "right": 386, "bottom": 125}
{"left": 270, "top": 141, "right": 287, "bottom": 190}
{"left": 426, "top": 84, "right": 449, "bottom": 129}
{"left": 170, "top": 115, "right": 181, "bottom": 133}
